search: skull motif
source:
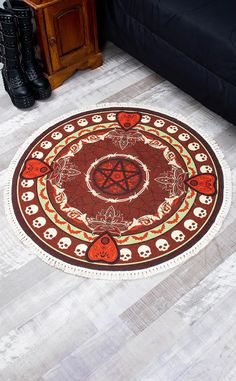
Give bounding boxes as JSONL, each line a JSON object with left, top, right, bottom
{"left": 74, "top": 243, "right": 88, "bottom": 257}
{"left": 171, "top": 230, "right": 185, "bottom": 242}
{"left": 155, "top": 239, "right": 170, "bottom": 252}
{"left": 32, "top": 151, "right": 44, "bottom": 159}
{"left": 154, "top": 119, "right": 165, "bottom": 128}
{"left": 120, "top": 248, "right": 132, "bottom": 262}
{"left": 178, "top": 133, "right": 190, "bottom": 141}
{"left": 138, "top": 245, "right": 152, "bottom": 258}
{"left": 57, "top": 237, "right": 72, "bottom": 250}
{"left": 43, "top": 228, "right": 57, "bottom": 240}
{"left": 195, "top": 153, "right": 207, "bottom": 162}
{"left": 92, "top": 115, "right": 102, "bottom": 123}
{"left": 141, "top": 115, "right": 151, "bottom": 124}
{"left": 21, "top": 192, "right": 35, "bottom": 202}
{"left": 64, "top": 124, "right": 75, "bottom": 132}
{"left": 193, "top": 207, "right": 207, "bottom": 218}
{"left": 188, "top": 142, "right": 200, "bottom": 151}
{"left": 40, "top": 141, "right": 52, "bottom": 149}
{"left": 25, "top": 204, "right": 38, "bottom": 215}
{"left": 33, "top": 217, "right": 46, "bottom": 228}
{"left": 21, "top": 179, "right": 34, "bottom": 188}
{"left": 77, "top": 118, "right": 88, "bottom": 127}
{"left": 184, "top": 219, "right": 198, "bottom": 231}
{"left": 167, "top": 125, "right": 178, "bottom": 134}
{"left": 107, "top": 113, "right": 116, "bottom": 121}
{"left": 51, "top": 131, "right": 63, "bottom": 140}
{"left": 200, "top": 165, "right": 213, "bottom": 173}
{"left": 199, "top": 195, "right": 213, "bottom": 205}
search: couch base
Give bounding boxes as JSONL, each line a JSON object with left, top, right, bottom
{"left": 102, "top": 0, "right": 236, "bottom": 125}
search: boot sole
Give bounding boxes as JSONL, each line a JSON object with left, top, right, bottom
{"left": 12, "top": 96, "right": 35, "bottom": 109}
{"left": 33, "top": 86, "right": 52, "bottom": 100}
{"left": 3, "top": 76, "right": 35, "bottom": 109}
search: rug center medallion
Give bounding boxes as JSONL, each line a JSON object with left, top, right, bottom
{"left": 86, "top": 154, "right": 149, "bottom": 202}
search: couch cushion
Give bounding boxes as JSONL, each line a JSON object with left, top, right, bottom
{"left": 117, "top": 0, "right": 236, "bottom": 85}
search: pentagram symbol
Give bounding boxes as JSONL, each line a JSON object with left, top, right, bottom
{"left": 86, "top": 154, "right": 150, "bottom": 203}
{"left": 93, "top": 158, "right": 142, "bottom": 195}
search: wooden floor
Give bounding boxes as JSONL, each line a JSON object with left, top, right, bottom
{"left": 0, "top": 43, "right": 236, "bottom": 381}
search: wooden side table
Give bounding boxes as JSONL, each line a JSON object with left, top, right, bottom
{"left": 24, "top": 0, "right": 103, "bottom": 89}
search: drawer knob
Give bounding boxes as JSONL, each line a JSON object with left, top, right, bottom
{"left": 49, "top": 37, "right": 56, "bottom": 47}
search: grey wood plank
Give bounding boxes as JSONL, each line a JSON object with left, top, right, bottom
{"left": 87, "top": 252, "right": 236, "bottom": 381}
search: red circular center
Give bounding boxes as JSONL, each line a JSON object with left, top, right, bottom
{"left": 40, "top": 167, "right": 48, "bottom": 173}
{"left": 92, "top": 158, "right": 142, "bottom": 196}
{"left": 101, "top": 237, "right": 110, "bottom": 245}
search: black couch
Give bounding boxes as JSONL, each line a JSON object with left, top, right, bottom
{"left": 98, "top": 0, "right": 236, "bottom": 125}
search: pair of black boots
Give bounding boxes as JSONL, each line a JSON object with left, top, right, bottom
{"left": 0, "top": 1, "right": 51, "bottom": 109}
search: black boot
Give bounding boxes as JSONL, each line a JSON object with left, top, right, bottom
{"left": 4, "top": 1, "right": 51, "bottom": 100}
{"left": 0, "top": 8, "right": 35, "bottom": 109}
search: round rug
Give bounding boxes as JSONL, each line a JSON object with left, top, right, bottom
{"left": 6, "top": 105, "right": 231, "bottom": 279}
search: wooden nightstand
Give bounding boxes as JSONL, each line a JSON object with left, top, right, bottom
{"left": 24, "top": 0, "right": 103, "bottom": 89}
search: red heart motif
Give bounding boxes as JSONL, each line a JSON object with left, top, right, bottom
{"left": 117, "top": 112, "right": 141, "bottom": 130}
{"left": 87, "top": 232, "right": 119, "bottom": 264}
{"left": 21, "top": 159, "right": 52, "bottom": 179}
{"left": 186, "top": 174, "right": 216, "bottom": 195}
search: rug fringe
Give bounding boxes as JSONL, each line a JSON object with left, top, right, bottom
{"left": 4, "top": 103, "right": 232, "bottom": 280}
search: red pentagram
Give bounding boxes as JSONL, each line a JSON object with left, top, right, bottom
{"left": 93, "top": 157, "right": 142, "bottom": 196}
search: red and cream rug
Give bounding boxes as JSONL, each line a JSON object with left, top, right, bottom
{"left": 6, "top": 105, "right": 231, "bottom": 279}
